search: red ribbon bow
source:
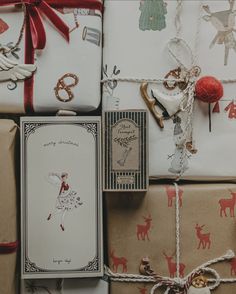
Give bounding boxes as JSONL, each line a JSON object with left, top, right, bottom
{"left": 0, "top": 0, "right": 103, "bottom": 49}
{"left": 24, "top": 0, "right": 70, "bottom": 50}
{"left": 1, "top": 0, "right": 70, "bottom": 49}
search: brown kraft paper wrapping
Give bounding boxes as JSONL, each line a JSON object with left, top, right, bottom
{"left": 106, "top": 184, "right": 236, "bottom": 293}
{"left": 0, "top": 120, "right": 18, "bottom": 294}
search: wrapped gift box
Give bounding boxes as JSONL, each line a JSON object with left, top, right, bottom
{"left": 0, "top": 120, "right": 19, "bottom": 294}
{"left": 105, "top": 183, "right": 236, "bottom": 293}
{"left": 0, "top": 0, "right": 102, "bottom": 113}
{"left": 21, "top": 278, "right": 108, "bottom": 293}
{"left": 103, "top": 0, "right": 236, "bottom": 180}
{"left": 21, "top": 117, "right": 103, "bottom": 279}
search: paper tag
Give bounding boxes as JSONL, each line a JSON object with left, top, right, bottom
{"left": 103, "top": 110, "right": 148, "bottom": 191}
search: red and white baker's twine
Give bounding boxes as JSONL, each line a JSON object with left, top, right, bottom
{"left": 105, "top": 183, "right": 236, "bottom": 294}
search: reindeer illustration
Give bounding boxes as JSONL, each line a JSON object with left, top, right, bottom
{"left": 136, "top": 214, "right": 152, "bottom": 241}
{"left": 195, "top": 224, "right": 211, "bottom": 250}
{"left": 165, "top": 185, "right": 183, "bottom": 207}
{"left": 231, "top": 258, "right": 236, "bottom": 275}
{"left": 203, "top": 0, "right": 236, "bottom": 66}
{"left": 138, "top": 286, "right": 148, "bottom": 294}
{"left": 110, "top": 250, "right": 128, "bottom": 273}
{"left": 218, "top": 189, "right": 236, "bottom": 217}
{"left": 163, "top": 251, "right": 185, "bottom": 278}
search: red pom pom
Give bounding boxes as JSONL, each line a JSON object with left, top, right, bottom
{"left": 195, "top": 76, "right": 223, "bottom": 103}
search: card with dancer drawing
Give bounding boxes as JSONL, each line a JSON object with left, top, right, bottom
{"left": 103, "top": 110, "right": 148, "bottom": 191}
{"left": 21, "top": 117, "right": 103, "bottom": 279}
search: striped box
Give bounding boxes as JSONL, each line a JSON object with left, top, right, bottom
{"left": 103, "top": 110, "right": 148, "bottom": 191}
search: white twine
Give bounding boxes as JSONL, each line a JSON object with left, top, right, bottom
{"left": 174, "top": 182, "right": 181, "bottom": 280}
{"left": 105, "top": 251, "right": 235, "bottom": 293}
{"left": 101, "top": 77, "right": 236, "bottom": 85}
{"left": 105, "top": 183, "right": 236, "bottom": 293}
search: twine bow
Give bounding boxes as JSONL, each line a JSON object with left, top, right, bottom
{"left": 140, "top": 250, "right": 234, "bottom": 294}
{"left": 105, "top": 250, "right": 235, "bottom": 294}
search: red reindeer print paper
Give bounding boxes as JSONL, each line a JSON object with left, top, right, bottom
{"left": 136, "top": 214, "right": 152, "bottom": 241}
{"left": 138, "top": 286, "right": 148, "bottom": 294}
{"left": 195, "top": 224, "right": 211, "bottom": 250}
{"left": 110, "top": 250, "right": 128, "bottom": 273}
{"left": 163, "top": 251, "right": 185, "bottom": 278}
{"left": 106, "top": 184, "right": 236, "bottom": 293}
{"left": 165, "top": 185, "right": 183, "bottom": 207}
{"left": 218, "top": 189, "right": 236, "bottom": 217}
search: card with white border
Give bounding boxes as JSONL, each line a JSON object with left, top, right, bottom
{"left": 21, "top": 117, "right": 103, "bottom": 279}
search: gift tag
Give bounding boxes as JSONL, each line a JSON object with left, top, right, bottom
{"left": 187, "top": 276, "right": 211, "bottom": 294}
{"left": 187, "top": 286, "right": 211, "bottom": 294}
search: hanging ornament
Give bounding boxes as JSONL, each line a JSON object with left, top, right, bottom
{"left": 187, "top": 276, "right": 211, "bottom": 294}
{"left": 195, "top": 76, "right": 223, "bottom": 132}
{"left": 195, "top": 76, "right": 223, "bottom": 103}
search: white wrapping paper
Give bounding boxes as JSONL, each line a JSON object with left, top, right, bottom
{"left": 103, "top": 0, "right": 236, "bottom": 180}
{"left": 0, "top": 5, "right": 102, "bottom": 113}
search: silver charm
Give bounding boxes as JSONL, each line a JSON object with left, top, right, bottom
{"left": 0, "top": 53, "right": 36, "bottom": 82}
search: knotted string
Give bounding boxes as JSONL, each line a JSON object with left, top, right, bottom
{"left": 105, "top": 183, "right": 236, "bottom": 293}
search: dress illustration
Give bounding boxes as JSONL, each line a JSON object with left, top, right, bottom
{"left": 139, "top": 0, "right": 167, "bottom": 31}
{"left": 47, "top": 172, "right": 82, "bottom": 231}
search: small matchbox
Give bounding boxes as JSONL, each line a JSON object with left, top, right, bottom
{"left": 103, "top": 110, "right": 148, "bottom": 191}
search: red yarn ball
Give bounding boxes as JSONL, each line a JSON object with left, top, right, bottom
{"left": 195, "top": 76, "right": 223, "bottom": 103}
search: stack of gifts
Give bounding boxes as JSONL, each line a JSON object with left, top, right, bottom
{"left": 0, "top": 0, "right": 107, "bottom": 293}
{"left": 1, "top": 0, "right": 236, "bottom": 293}
{"left": 102, "top": 0, "right": 236, "bottom": 293}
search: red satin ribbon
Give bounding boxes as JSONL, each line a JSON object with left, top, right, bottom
{"left": 0, "top": 0, "right": 103, "bottom": 112}
{"left": 0, "top": 241, "right": 18, "bottom": 254}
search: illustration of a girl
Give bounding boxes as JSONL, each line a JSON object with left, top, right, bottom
{"left": 47, "top": 172, "right": 82, "bottom": 231}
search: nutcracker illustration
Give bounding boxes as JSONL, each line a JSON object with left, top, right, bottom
{"left": 47, "top": 172, "right": 83, "bottom": 231}
{"left": 139, "top": 0, "right": 167, "bottom": 31}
